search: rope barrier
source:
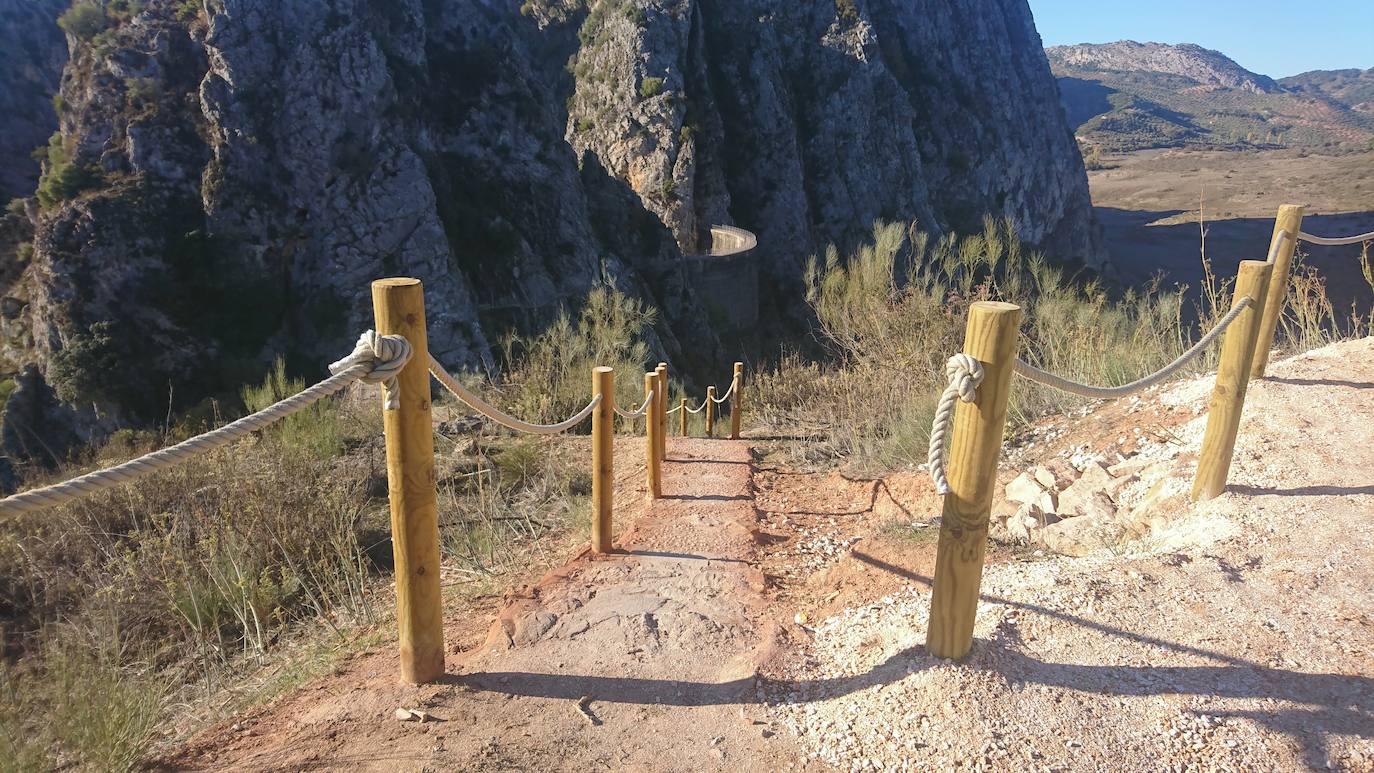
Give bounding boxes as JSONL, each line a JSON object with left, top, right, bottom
{"left": 614, "top": 390, "right": 654, "bottom": 420}
{"left": 926, "top": 296, "right": 1253, "bottom": 494}
{"left": 683, "top": 399, "right": 707, "bottom": 414}
{"left": 427, "top": 355, "right": 600, "bottom": 434}
{"left": 0, "top": 331, "right": 413, "bottom": 517}
{"left": 711, "top": 377, "right": 737, "bottom": 404}
{"left": 1267, "top": 229, "right": 1291, "bottom": 264}
{"left": 1298, "top": 229, "right": 1374, "bottom": 246}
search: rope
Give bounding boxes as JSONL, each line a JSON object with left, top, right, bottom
{"left": 683, "top": 399, "right": 707, "bottom": 414}
{"left": 711, "top": 377, "right": 737, "bottom": 404}
{"left": 1266, "top": 229, "right": 1291, "bottom": 263}
{"left": 1011, "top": 296, "right": 1251, "bottom": 399}
{"left": 666, "top": 403, "right": 683, "bottom": 415}
{"left": 0, "top": 331, "right": 412, "bottom": 517}
{"left": 927, "top": 354, "right": 983, "bottom": 495}
{"left": 614, "top": 390, "right": 654, "bottom": 420}
{"left": 428, "top": 355, "right": 601, "bottom": 434}
{"left": 1298, "top": 229, "right": 1374, "bottom": 246}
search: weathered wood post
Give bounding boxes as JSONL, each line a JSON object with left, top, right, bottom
{"left": 729, "top": 361, "right": 743, "bottom": 440}
{"left": 926, "top": 301, "right": 1022, "bottom": 660}
{"left": 591, "top": 366, "right": 614, "bottom": 552}
{"left": 644, "top": 372, "right": 661, "bottom": 499}
{"left": 372, "top": 278, "right": 445, "bottom": 684}
{"left": 656, "top": 363, "right": 668, "bottom": 460}
{"left": 679, "top": 398, "right": 688, "bottom": 436}
{"left": 1193, "top": 260, "right": 1273, "bottom": 501}
{"left": 1251, "top": 204, "right": 1305, "bottom": 378}
{"left": 705, "top": 386, "right": 716, "bottom": 437}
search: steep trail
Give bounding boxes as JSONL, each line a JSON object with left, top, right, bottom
{"left": 166, "top": 339, "right": 1374, "bottom": 771}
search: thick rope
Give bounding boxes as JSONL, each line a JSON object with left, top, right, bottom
{"left": 1298, "top": 229, "right": 1374, "bottom": 246}
{"left": 428, "top": 355, "right": 601, "bottom": 434}
{"left": 0, "top": 332, "right": 412, "bottom": 517}
{"left": 927, "top": 354, "right": 983, "bottom": 495}
{"left": 1012, "top": 296, "right": 1253, "bottom": 399}
{"left": 666, "top": 403, "right": 683, "bottom": 414}
{"left": 614, "top": 390, "right": 654, "bottom": 420}
{"left": 1267, "top": 229, "right": 1291, "bottom": 263}
{"left": 711, "top": 377, "right": 737, "bottom": 404}
{"left": 683, "top": 399, "right": 707, "bottom": 414}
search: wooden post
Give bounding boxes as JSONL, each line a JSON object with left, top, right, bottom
{"left": 644, "top": 372, "right": 661, "bottom": 499}
{"left": 729, "top": 361, "right": 743, "bottom": 440}
{"left": 655, "top": 363, "right": 667, "bottom": 460}
{"left": 1251, "top": 204, "right": 1305, "bottom": 379}
{"left": 679, "top": 398, "right": 688, "bottom": 436}
{"left": 926, "top": 301, "right": 1022, "bottom": 660}
{"left": 591, "top": 366, "right": 614, "bottom": 553}
{"left": 705, "top": 386, "right": 716, "bottom": 437}
{"left": 1193, "top": 260, "right": 1273, "bottom": 501}
{"left": 372, "top": 278, "right": 445, "bottom": 684}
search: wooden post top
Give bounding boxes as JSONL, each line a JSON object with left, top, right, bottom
{"left": 970, "top": 300, "right": 1021, "bottom": 314}
{"left": 593, "top": 366, "right": 614, "bottom": 376}
{"left": 373, "top": 277, "right": 422, "bottom": 289}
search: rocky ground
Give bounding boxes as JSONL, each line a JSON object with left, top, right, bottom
{"left": 165, "top": 338, "right": 1374, "bottom": 771}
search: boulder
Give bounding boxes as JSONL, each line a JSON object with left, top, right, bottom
{"left": 1031, "top": 466, "right": 1058, "bottom": 490}
{"left": 1042, "top": 517, "right": 1127, "bottom": 557}
{"left": 1005, "top": 472, "right": 1046, "bottom": 505}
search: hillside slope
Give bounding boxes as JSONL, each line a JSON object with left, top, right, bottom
{"left": 1048, "top": 41, "right": 1374, "bottom": 151}
{"left": 166, "top": 336, "right": 1374, "bottom": 770}
{"left": 0, "top": 0, "right": 1101, "bottom": 459}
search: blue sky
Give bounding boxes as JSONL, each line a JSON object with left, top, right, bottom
{"left": 1027, "top": 0, "right": 1373, "bottom": 78}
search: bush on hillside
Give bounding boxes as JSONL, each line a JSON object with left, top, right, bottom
{"left": 57, "top": 2, "right": 107, "bottom": 41}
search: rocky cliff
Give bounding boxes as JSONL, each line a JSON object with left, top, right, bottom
{"left": 1047, "top": 41, "right": 1278, "bottom": 94}
{"left": 2, "top": 0, "right": 1099, "bottom": 456}
{"left": 0, "top": 0, "right": 67, "bottom": 204}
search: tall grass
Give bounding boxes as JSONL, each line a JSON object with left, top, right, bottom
{"left": 755, "top": 217, "right": 1354, "bottom": 471}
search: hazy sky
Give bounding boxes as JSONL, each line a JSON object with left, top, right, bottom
{"left": 1027, "top": 0, "right": 1373, "bottom": 79}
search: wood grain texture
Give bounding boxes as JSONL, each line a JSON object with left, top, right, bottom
{"left": 591, "top": 367, "right": 615, "bottom": 553}
{"left": 372, "top": 278, "right": 445, "bottom": 684}
{"left": 926, "top": 301, "right": 1022, "bottom": 660}
{"left": 1251, "top": 204, "right": 1305, "bottom": 378}
{"left": 730, "top": 362, "right": 743, "bottom": 440}
{"left": 1194, "top": 260, "right": 1273, "bottom": 501}
{"left": 656, "top": 364, "right": 668, "bottom": 460}
{"left": 645, "top": 372, "right": 661, "bottom": 499}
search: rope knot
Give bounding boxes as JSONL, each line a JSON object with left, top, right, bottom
{"left": 329, "top": 330, "right": 413, "bottom": 410}
{"left": 945, "top": 353, "right": 984, "bottom": 403}
{"left": 927, "top": 353, "right": 985, "bottom": 496}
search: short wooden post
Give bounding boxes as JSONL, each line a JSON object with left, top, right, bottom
{"left": 656, "top": 363, "right": 667, "bottom": 460}
{"left": 372, "top": 278, "right": 445, "bottom": 684}
{"left": 679, "top": 398, "right": 688, "bottom": 436}
{"left": 926, "top": 301, "right": 1022, "bottom": 660}
{"left": 705, "top": 386, "right": 716, "bottom": 437}
{"left": 729, "top": 362, "right": 743, "bottom": 440}
{"left": 644, "top": 372, "right": 661, "bottom": 499}
{"left": 591, "top": 366, "right": 614, "bottom": 553}
{"left": 1192, "top": 260, "right": 1273, "bottom": 501}
{"left": 1251, "top": 204, "right": 1305, "bottom": 379}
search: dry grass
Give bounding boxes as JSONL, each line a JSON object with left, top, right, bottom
{"left": 752, "top": 218, "right": 1366, "bottom": 472}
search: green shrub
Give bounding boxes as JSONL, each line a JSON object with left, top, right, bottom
{"left": 35, "top": 132, "right": 97, "bottom": 209}
{"left": 835, "top": 0, "right": 860, "bottom": 23}
{"left": 240, "top": 357, "right": 346, "bottom": 460}
{"left": 48, "top": 321, "right": 121, "bottom": 405}
{"left": 175, "top": 0, "right": 201, "bottom": 21}
{"left": 497, "top": 283, "right": 657, "bottom": 428}
{"left": 57, "top": 2, "right": 107, "bottom": 41}
{"left": 4, "top": 198, "right": 25, "bottom": 217}
{"left": 639, "top": 76, "right": 664, "bottom": 98}
{"left": 15, "top": 242, "right": 33, "bottom": 263}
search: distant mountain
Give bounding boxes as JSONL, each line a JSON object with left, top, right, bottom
{"left": 1280, "top": 68, "right": 1374, "bottom": 115}
{"left": 1047, "top": 41, "right": 1374, "bottom": 152}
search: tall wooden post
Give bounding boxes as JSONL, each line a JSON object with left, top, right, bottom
{"left": 644, "top": 372, "right": 661, "bottom": 499}
{"left": 591, "top": 367, "right": 614, "bottom": 553}
{"left": 729, "top": 362, "right": 743, "bottom": 440}
{"left": 1193, "top": 260, "right": 1273, "bottom": 501}
{"left": 679, "top": 398, "right": 688, "bottom": 436}
{"left": 1251, "top": 204, "right": 1305, "bottom": 378}
{"left": 372, "top": 278, "right": 444, "bottom": 684}
{"left": 655, "top": 363, "right": 667, "bottom": 460}
{"left": 926, "top": 301, "right": 1022, "bottom": 660}
{"left": 705, "top": 386, "right": 716, "bottom": 437}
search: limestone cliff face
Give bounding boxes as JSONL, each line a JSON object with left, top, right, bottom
{"left": 4, "top": 0, "right": 1099, "bottom": 447}
{"left": 0, "top": 0, "right": 67, "bottom": 203}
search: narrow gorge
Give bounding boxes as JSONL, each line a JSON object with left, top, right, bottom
{"left": 0, "top": 0, "right": 1101, "bottom": 464}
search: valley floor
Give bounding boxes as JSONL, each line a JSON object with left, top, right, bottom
{"left": 165, "top": 339, "right": 1374, "bottom": 771}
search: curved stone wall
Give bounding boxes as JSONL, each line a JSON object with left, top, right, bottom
{"left": 686, "top": 225, "right": 759, "bottom": 333}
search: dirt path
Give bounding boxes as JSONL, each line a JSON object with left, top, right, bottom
{"left": 168, "top": 340, "right": 1374, "bottom": 772}
{"left": 167, "top": 439, "right": 820, "bottom": 772}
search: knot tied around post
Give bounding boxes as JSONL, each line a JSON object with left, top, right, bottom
{"left": 927, "top": 353, "right": 985, "bottom": 495}
{"left": 330, "top": 329, "right": 414, "bottom": 410}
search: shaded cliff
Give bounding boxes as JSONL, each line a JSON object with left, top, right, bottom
{"left": 4, "top": 0, "right": 1099, "bottom": 451}
{"left": 0, "top": 0, "right": 67, "bottom": 204}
